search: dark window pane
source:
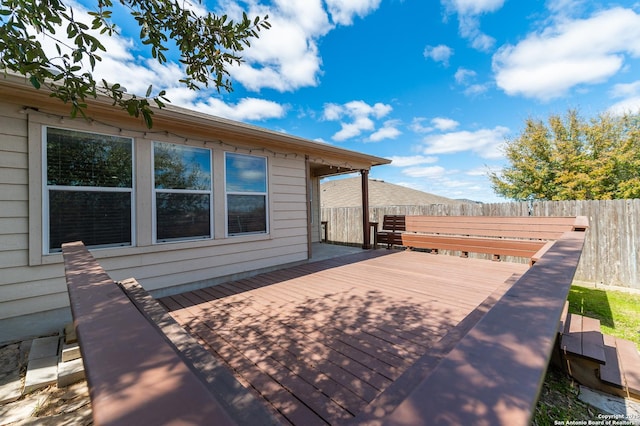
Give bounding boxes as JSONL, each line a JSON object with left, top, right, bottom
{"left": 49, "top": 191, "right": 131, "bottom": 251}
{"left": 154, "top": 143, "right": 211, "bottom": 190}
{"left": 156, "top": 193, "right": 211, "bottom": 240}
{"left": 227, "top": 195, "right": 266, "bottom": 235}
{"left": 47, "top": 128, "right": 132, "bottom": 187}
{"left": 225, "top": 153, "right": 266, "bottom": 192}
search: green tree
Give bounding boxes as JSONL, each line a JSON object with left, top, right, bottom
{"left": 0, "top": 0, "right": 270, "bottom": 127}
{"left": 490, "top": 109, "right": 640, "bottom": 201}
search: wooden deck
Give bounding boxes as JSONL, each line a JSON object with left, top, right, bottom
{"left": 159, "top": 249, "right": 529, "bottom": 425}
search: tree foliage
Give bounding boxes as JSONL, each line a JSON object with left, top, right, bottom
{"left": 490, "top": 109, "right": 640, "bottom": 201}
{"left": 0, "top": 0, "right": 270, "bottom": 127}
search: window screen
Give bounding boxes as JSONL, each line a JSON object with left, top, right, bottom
{"left": 225, "top": 153, "right": 268, "bottom": 235}
{"left": 153, "top": 142, "right": 213, "bottom": 242}
{"left": 45, "top": 127, "right": 133, "bottom": 252}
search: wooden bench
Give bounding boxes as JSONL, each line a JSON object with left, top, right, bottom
{"left": 62, "top": 241, "right": 278, "bottom": 426}
{"left": 400, "top": 215, "right": 589, "bottom": 265}
{"left": 375, "top": 214, "right": 406, "bottom": 249}
{"left": 378, "top": 223, "right": 589, "bottom": 425}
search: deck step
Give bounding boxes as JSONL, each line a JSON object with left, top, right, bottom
{"left": 600, "top": 334, "right": 640, "bottom": 398}
{"left": 560, "top": 313, "right": 606, "bottom": 364}
{"left": 558, "top": 301, "right": 569, "bottom": 333}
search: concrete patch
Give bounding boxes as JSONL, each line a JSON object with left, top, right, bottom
{"left": 0, "top": 392, "right": 48, "bottom": 426}
{"left": 0, "top": 343, "right": 23, "bottom": 405}
{"left": 60, "top": 342, "right": 80, "bottom": 363}
{"left": 579, "top": 386, "right": 640, "bottom": 425}
{"left": 57, "top": 358, "right": 85, "bottom": 388}
{"left": 9, "top": 405, "right": 93, "bottom": 426}
{"left": 23, "top": 357, "right": 58, "bottom": 394}
{"left": 0, "top": 369, "right": 22, "bottom": 405}
{"left": 28, "top": 337, "right": 59, "bottom": 361}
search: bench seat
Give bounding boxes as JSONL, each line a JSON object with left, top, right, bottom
{"left": 401, "top": 233, "right": 548, "bottom": 259}
{"left": 400, "top": 215, "right": 588, "bottom": 264}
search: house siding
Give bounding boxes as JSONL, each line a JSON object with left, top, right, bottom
{"left": 0, "top": 99, "right": 311, "bottom": 343}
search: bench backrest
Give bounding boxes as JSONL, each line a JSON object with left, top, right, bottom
{"left": 62, "top": 241, "right": 237, "bottom": 426}
{"left": 382, "top": 215, "right": 406, "bottom": 232}
{"left": 404, "top": 215, "right": 588, "bottom": 240}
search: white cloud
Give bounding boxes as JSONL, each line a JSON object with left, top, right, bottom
{"left": 396, "top": 170, "right": 502, "bottom": 202}
{"left": 225, "top": 0, "right": 328, "bottom": 92}
{"left": 453, "top": 67, "right": 490, "bottom": 96}
{"left": 21, "top": 0, "right": 293, "bottom": 123}
{"left": 192, "top": 98, "right": 287, "bottom": 121}
{"left": 323, "top": 101, "right": 393, "bottom": 141}
{"left": 388, "top": 155, "right": 439, "bottom": 167}
{"left": 410, "top": 118, "right": 432, "bottom": 133}
{"left": 403, "top": 166, "right": 447, "bottom": 179}
{"left": 463, "top": 84, "right": 490, "bottom": 96}
{"left": 322, "top": 103, "right": 344, "bottom": 121}
{"left": 454, "top": 68, "right": 476, "bottom": 85}
{"left": 368, "top": 120, "right": 402, "bottom": 142}
{"left": 442, "top": 0, "right": 504, "bottom": 51}
{"left": 493, "top": 7, "right": 640, "bottom": 101}
{"left": 223, "top": 0, "right": 382, "bottom": 92}
{"left": 424, "top": 44, "right": 453, "bottom": 66}
{"left": 610, "top": 80, "right": 640, "bottom": 98}
{"left": 410, "top": 117, "right": 459, "bottom": 133}
{"left": 48, "top": 0, "right": 383, "bottom": 121}
{"left": 27, "top": 1, "right": 158, "bottom": 96}
{"left": 545, "top": 0, "right": 588, "bottom": 22}
{"left": 333, "top": 118, "right": 375, "bottom": 141}
{"left": 432, "top": 117, "right": 460, "bottom": 131}
{"left": 325, "top": 0, "right": 382, "bottom": 25}
{"left": 467, "top": 165, "right": 501, "bottom": 176}
{"left": 608, "top": 80, "right": 640, "bottom": 115}
{"left": 444, "top": 0, "right": 505, "bottom": 16}
{"left": 421, "top": 126, "right": 509, "bottom": 159}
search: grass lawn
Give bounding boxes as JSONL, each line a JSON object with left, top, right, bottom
{"left": 533, "top": 284, "right": 640, "bottom": 425}
{"left": 567, "top": 285, "right": 640, "bottom": 347}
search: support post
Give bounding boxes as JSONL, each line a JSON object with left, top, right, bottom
{"left": 361, "top": 169, "right": 371, "bottom": 249}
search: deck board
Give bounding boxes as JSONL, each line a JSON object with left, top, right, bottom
{"left": 160, "top": 249, "right": 528, "bottom": 425}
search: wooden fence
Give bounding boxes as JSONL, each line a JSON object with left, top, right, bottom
{"left": 321, "top": 199, "right": 640, "bottom": 289}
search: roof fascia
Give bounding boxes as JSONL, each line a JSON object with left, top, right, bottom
{"left": 0, "top": 74, "right": 391, "bottom": 169}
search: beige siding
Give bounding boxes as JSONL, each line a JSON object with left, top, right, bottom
{"left": 0, "top": 102, "right": 50, "bottom": 334}
{"left": 0, "top": 99, "right": 314, "bottom": 342}
{"left": 1, "top": 291, "right": 70, "bottom": 320}
{"left": 0, "top": 217, "right": 27, "bottom": 234}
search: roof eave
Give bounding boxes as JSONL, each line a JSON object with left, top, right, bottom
{"left": 0, "top": 73, "right": 391, "bottom": 170}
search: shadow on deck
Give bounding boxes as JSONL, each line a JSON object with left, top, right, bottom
{"left": 160, "top": 248, "right": 532, "bottom": 425}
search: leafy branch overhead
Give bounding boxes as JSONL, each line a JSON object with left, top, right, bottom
{"left": 0, "top": 0, "right": 270, "bottom": 127}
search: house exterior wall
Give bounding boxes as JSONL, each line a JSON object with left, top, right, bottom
{"left": 0, "top": 99, "right": 311, "bottom": 343}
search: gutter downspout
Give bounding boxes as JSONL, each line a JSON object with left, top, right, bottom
{"left": 306, "top": 155, "right": 312, "bottom": 259}
{"left": 361, "top": 170, "right": 370, "bottom": 249}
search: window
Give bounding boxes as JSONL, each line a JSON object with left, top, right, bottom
{"left": 225, "top": 153, "right": 268, "bottom": 235}
{"left": 153, "top": 142, "right": 212, "bottom": 242}
{"left": 44, "top": 127, "right": 133, "bottom": 253}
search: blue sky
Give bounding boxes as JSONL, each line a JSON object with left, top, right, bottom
{"left": 67, "top": 0, "right": 640, "bottom": 202}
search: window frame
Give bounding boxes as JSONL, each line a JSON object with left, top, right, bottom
{"left": 152, "top": 141, "right": 214, "bottom": 244}
{"left": 224, "top": 152, "right": 269, "bottom": 237}
{"left": 42, "top": 126, "right": 135, "bottom": 254}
